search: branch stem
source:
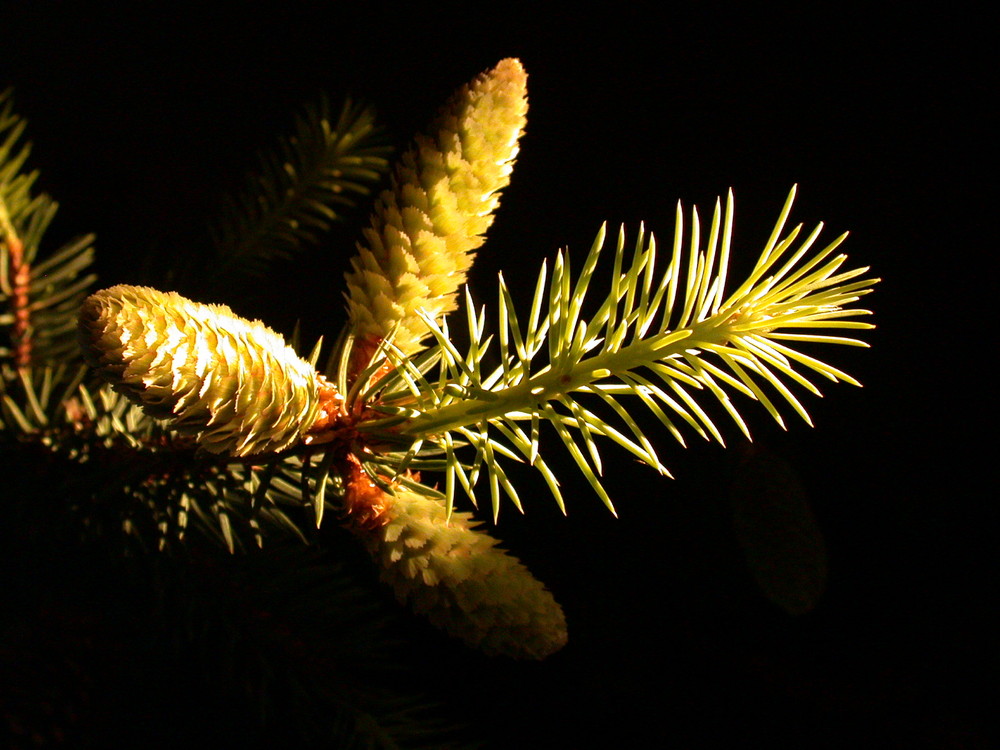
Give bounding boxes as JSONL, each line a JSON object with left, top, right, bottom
{"left": 392, "top": 326, "right": 720, "bottom": 437}
{"left": 0, "top": 197, "right": 32, "bottom": 367}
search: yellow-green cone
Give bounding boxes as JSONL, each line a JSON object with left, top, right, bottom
{"left": 356, "top": 487, "right": 567, "bottom": 659}
{"left": 78, "top": 285, "right": 320, "bottom": 456}
{"left": 345, "top": 58, "right": 529, "bottom": 357}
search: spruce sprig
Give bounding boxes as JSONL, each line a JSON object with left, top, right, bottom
{"left": 1, "top": 89, "right": 97, "bottom": 367}
{"left": 4, "top": 59, "right": 880, "bottom": 661}
{"left": 211, "top": 96, "right": 390, "bottom": 280}
{"left": 358, "top": 187, "right": 878, "bottom": 520}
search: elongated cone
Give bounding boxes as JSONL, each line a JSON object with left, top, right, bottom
{"left": 345, "top": 58, "right": 529, "bottom": 357}
{"left": 346, "top": 472, "right": 567, "bottom": 659}
{"left": 78, "top": 285, "right": 321, "bottom": 456}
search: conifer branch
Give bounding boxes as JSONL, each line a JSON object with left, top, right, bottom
{"left": 211, "top": 96, "right": 390, "bottom": 281}
{"left": 1, "top": 363, "right": 324, "bottom": 553}
{"left": 1, "top": 89, "right": 97, "bottom": 368}
{"left": 357, "top": 187, "right": 878, "bottom": 518}
{"left": 5, "top": 59, "right": 881, "bottom": 665}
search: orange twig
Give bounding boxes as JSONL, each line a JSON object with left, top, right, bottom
{"left": 9, "top": 235, "right": 31, "bottom": 368}
{"left": 2, "top": 216, "right": 32, "bottom": 368}
{"left": 342, "top": 453, "right": 392, "bottom": 532}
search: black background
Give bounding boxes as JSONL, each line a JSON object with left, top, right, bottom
{"left": 2, "top": 4, "right": 992, "bottom": 747}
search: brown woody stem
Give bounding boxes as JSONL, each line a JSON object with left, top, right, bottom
{"left": 1, "top": 211, "right": 32, "bottom": 368}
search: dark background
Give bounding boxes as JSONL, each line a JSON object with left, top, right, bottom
{"left": 2, "top": 4, "right": 992, "bottom": 747}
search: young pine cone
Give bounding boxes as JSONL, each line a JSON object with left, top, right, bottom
{"left": 345, "top": 58, "right": 529, "bottom": 357}
{"left": 346, "top": 472, "right": 567, "bottom": 659}
{"left": 78, "top": 285, "right": 321, "bottom": 456}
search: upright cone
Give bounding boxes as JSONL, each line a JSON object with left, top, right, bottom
{"left": 345, "top": 58, "right": 529, "bottom": 357}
